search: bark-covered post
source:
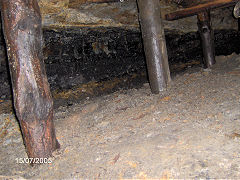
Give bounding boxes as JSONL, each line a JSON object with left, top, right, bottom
{"left": 137, "top": 0, "right": 171, "bottom": 93}
{"left": 0, "top": 0, "right": 59, "bottom": 161}
{"left": 197, "top": 11, "right": 216, "bottom": 68}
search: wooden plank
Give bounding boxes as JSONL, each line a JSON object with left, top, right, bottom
{"left": 0, "top": 0, "right": 60, "bottom": 163}
{"left": 137, "top": 0, "right": 171, "bottom": 93}
{"left": 165, "top": 0, "right": 238, "bottom": 21}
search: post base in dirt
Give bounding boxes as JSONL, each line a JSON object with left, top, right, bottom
{"left": 197, "top": 11, "right": 216, "bottom": 68}
{"left": 0, "top": 0, "right": 59, "bottom": 163}
{"left": 137, "top": 0, "right": 171, "bottom": 94}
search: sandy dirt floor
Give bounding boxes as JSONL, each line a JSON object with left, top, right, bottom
{"left": 1, "top": 54, "right": 240, "bottom": 179}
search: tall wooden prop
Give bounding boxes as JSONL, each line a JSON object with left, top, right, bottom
{"left": 137, "top": 0, "right": 171, "bottom": 93}
{"left": 0, "top": 0, "right": 59, "bottom": 161}
{"left": 197, "top": 11, "right": 215, "bottom": 68}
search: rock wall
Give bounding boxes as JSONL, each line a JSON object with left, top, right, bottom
{"left": 38, "top": 0, "right": 238, "bottom": 32}
{"left": 0, "top": 20, "right": 10, "bottom": 99}
{"left": 0, "top": 1, "right": 239, "bottom": 99}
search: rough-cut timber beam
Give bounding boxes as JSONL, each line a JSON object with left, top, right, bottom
{"left": 137, "top": 0, "right": 171, "bottom": 93}
{"left": 197, "top": 11, "right": 216, "bottom": 68}
{"left": 0, "top": 0, "right": 59, "bottom": 162}
{"left": 165, "top": 0, "right": 238, "bottom": 21}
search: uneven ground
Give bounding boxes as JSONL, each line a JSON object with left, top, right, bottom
{"left": 1, "top": 54, "right": 240, "bottom": 179}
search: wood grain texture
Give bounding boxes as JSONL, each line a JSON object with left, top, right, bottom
{"left": 0, "top": 0, "right": 59, "bottom": 162}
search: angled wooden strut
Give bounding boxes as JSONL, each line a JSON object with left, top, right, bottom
{"left": 0, "top": 0, "right": 59, "bottom": 162}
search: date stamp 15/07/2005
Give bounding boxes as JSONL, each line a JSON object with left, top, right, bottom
{"left": 16, "top": 157, "right": 52, "bottom": 164}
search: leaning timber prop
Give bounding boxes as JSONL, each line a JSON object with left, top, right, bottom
{"left": 165, "top": 0, "right": 238, "bottom": 68}
{"left": 0, "top": 0, "right": 59, "bottom": 163}
{"left": 137, "top": 0, "right": 171, "bottom": 93}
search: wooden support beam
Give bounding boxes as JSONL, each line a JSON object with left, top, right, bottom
{"left": 0, "top": 0, "right": 59, "bottom": 162}
{"left": 234, "top": 1, "right": 240, "bottom": 18}
{"left": 165, "top": 0, "right": 238, "bottom": 21}
{"left": 137, "top": 0, "right": 171, "bottom": 93}
{"left": 233, "top": 2, "right": 240, "bottom": 31}
{"left": 197, "top": 11, "right": 216, "bottom": 68}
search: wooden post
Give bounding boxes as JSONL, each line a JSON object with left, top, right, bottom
{"left": 0, "top": 0, "right": 59, "bottom": 162}
{"left": 234, "top": 1, "right": 240, "bottom": 31}
{"left": 197, "top": 11, "right": 216, "bottom": 68}
{"left": 137, "top": 0, "right": 171, "bottom": 93}
{"left": 164, "top": 0, "right": 239, "bottom": 68}
{"left": 233, "top": 1, "right": 240, "bottom": 18}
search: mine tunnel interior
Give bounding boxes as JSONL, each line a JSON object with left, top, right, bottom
{"left": 1, "top": 0, "right": 240, "bottom": 179}
{"left": 0, "top": 0, "right": 239, "bottom": 103}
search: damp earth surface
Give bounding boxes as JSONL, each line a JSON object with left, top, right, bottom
{"left": 1, "top": 54, "right": 240, "bottom": 179}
